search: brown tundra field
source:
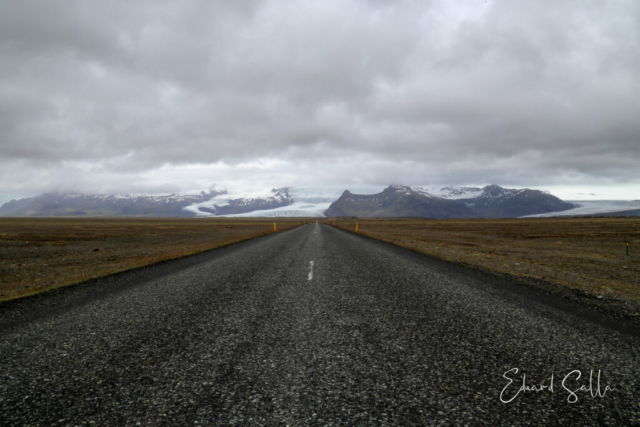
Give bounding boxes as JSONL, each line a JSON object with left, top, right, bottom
{"left": 0, "top": 218, "right": 302, "bottom": 301}
{"left": 330, "top": 217, "right": 640, "bottom": 302}
{"left": 1, "top": 217, "right": 639, "bottom": 305}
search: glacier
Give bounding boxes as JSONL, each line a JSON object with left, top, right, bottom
{"left": 183, "top": 186, "right": 384, "bottom": 217}
{"left": 523, "top": 200, "right": 640, "bottom": 217}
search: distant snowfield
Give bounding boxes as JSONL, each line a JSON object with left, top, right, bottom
{"left": 414, "top": 186, "right": 485, "bottom": 200}
{"left": 184, "top": 186, "right": 384, "bottom": 217}
{"left": 523, "top": 200, "right": 640, "bottom": 217}
{"left": 183, "top": 187, "right": 278, "bottom": 216}
{"left": 221, "top": 201, "right": 333, "bottom": 218}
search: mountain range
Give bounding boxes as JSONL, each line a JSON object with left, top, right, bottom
{"left": 0, "top": 188, "right": 295, "bottom": 218}
{"left": 0, "top": 184, "right": 578, "bottom": 218}
{"left": 0, "top": 189, "right": 225, "bottom": 217}
{"left": 324, "top": 185, "right": 575, "bottom": 218}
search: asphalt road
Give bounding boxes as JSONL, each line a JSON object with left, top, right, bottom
{"left": 1, "top": 223, "right": 639, "bottom": 426}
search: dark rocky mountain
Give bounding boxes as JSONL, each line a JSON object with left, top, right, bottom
{"left": 196, "top": 188, "right": 292, "bottom": 216}
{"left": 325, "top": 185, "right": 575, "bottom": 218}
{"left": 457, "top": 185, "right": 575, "bottom": 218}
{"left": 0, "top": 189, "right": 227, "bottom": 217}
{"left": 324, "top": 185, "right": 479, "bottom": 218}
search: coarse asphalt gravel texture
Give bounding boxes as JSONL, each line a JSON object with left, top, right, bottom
{"left": 1, "top": 223, "right": 639, "bottom": 426}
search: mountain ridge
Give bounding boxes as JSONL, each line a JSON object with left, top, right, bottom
{"left": 324, "top": 185, "right": 575, "bottom": 218}
{"left": 0, "top": 184, "right": 576, "bottom": 218}
{"left": 0, "top": 189, "right": 228, "bottom": 217}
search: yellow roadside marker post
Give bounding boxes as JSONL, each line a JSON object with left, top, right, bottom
{"left": 274, "top": 222, "right": 277, "bottom": 232}
{"left": 356, "top": 223, "right": 359, "bottom": 232}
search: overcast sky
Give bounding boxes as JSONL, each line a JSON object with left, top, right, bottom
{"left": 1, "top": 0, "right": 639, "bottom": 202}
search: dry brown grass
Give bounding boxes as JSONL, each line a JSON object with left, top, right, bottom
{"left": 0, "top": 218, "right": 304, "bottom": 301}
{"left": 329, "top": 217, "right": 640, "bottom": 301}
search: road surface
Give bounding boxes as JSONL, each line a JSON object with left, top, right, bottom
{"left": 1, "top": 223, "right": 639, "bottom": 425}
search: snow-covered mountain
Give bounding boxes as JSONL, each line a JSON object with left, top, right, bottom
{"left": 0, "top": 189, "right": 227, "bottom": 217}
{"left": 324, "top": 185, "right": 479, "bottom": 218}
{"left": 411, "top": 186, "right": 640, "bottom": 217}
{"left": 413, "top": 184, "right": 578, "bottom": 217}
{"left": 416, "top": 185, "right": 546, "bottom": 202}
{"left": 0, "top": 186, "right": 359, "bottom": 217}
{"left": 414, "top": 186, "right": 485, "bottom": 200}
{"left": 2, "top": 184, "right": 635, "bottom": 218}
{"left": 325, "top": 185, "right": 575, "bottom": 218}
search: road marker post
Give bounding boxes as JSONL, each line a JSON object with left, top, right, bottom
{"left": 274, "top": 222, "right": 277, "bottom": 232}
{"left": 356, "top": 223, "right": 359, "bottom": 232}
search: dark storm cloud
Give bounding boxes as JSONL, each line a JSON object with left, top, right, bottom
{"left": 0, "top": 0, "right": 639, "bottom": 196}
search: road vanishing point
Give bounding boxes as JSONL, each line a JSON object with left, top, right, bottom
{"left": 1, "top": 223, "right": 639, "bottom": 426}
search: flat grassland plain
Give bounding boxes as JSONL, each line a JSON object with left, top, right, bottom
{"left": 1, "top": 217, "right": 639, "bottom": 306}
{"left": 0, "top": 218, "right": 301, "bottom": 301}
{"left": 332, "top": 217, "right": 640, "bottom": 302}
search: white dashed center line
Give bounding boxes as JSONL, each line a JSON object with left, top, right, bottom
{"left": 308, "top": 261, "right": 314, "bottom": 281}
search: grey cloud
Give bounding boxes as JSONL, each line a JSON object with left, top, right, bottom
{"left": 0, "top": 0, "right": 639, "bottom": 197}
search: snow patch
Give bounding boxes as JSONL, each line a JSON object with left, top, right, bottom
{"left": 414, "top": 186, "right": 484, "bottom": 200}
